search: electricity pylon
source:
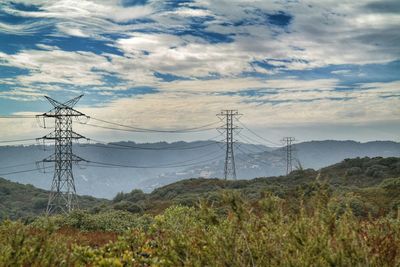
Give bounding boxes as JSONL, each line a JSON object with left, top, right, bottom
{"left": 36, "top": 95, "right": 89, "bottom": 215}
{"left": 217, "top": 110, "right": 241, "bottom": 180}
{"left": 282, "top": 137, "right": 296, "bottom": 175}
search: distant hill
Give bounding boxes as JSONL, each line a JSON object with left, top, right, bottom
{"left": 296, "top": 140, "right": 400, "bottom": 168}
{"left": 2, "top": 157, "right": 400, "bottom": 220}
{"left": 0, "top": 140, "right": 399, "bottom": 198}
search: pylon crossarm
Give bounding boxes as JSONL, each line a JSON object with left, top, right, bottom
{"left": 38, "top": 131, "right": 57, "bottom": 140}
{"left": 45, "top": 96, "right": 63, "bottom": 108}
{"left": 42, "top": 154, "right": 56, "bottom": 162}
{"left": 71, "top": 154, "right": 87, "bottom": 162}
{"left": 45, "top": 95, "right": 83, "bottom": 109}
{"left": 62, "top": 94, "right": 84, "bottom": 108}
{"left": 40, "top": 109, "right": 86, "bottom": 117}
{"left": 70, "top": 131, "right": 87, "bottom": 139}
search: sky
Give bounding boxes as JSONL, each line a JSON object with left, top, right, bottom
{"left": 0, "top": 0, "right": 399, "bottom": 145}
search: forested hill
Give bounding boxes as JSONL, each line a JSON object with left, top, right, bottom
{"left": 0, "top": 178, "right": 107, "bottom": 220}
{"left": 116, "top": 156, "right": 400, "bottom": 214}
{"left": 2, "top": 156, "right": 399, "bottom": 220}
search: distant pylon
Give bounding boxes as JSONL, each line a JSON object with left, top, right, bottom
{"left": 36, "top": 95, "right": 89, "bottom": 215}
{"left": 282, "top": 137, "right": 296, "bottom": 175}
{"left": 217, "top": 110, "right": 241, "bottom": 180}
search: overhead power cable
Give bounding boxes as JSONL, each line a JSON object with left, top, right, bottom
{"left": 86, "top": 135, "right": 223, "bottom": 151}
{"left": 235, "top": 154, "right": 270, "bottom": 168}
{"left": 87, "top": 153, "right": 223, "bottom": 169}
{"left": 236, "top": 120, "right": 281, "bottom": 146}
{"left": 235, "top": 146, "right": 273, "bottom": 167}
{"left": 0, "top": 138, "right": 37, "bottom": 144}
{"left": 0, "top": 166, "right": 52, "bottom": 176}
{"left": 235, "top": 138, "right": 285, "bottom": 159}
{"left": 0, "top": 162, "right": 36, "bottom": 170}
{"left": 80, "top": 121, "right": 218, "bottom": 134}
{"left": 85, "top": 117, "right": 220, "bottom": 133}
{"left": 236, "top": 133, "right": 272, "bottom": 151}
{"left": 0, "top": 115, "right": 37, "bottom": 119}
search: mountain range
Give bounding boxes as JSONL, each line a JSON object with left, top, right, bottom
{"left": 1, "top": 156, "right": 400, "bottom": 220}
{"left": 0, "top": 140, "right": 399, "bottom": 198}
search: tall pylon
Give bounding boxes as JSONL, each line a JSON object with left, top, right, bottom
{"left": 36, "top": 95, "right": 89, "bottom": 215}
{"left": 217, "top": 110, "right": 241, "bottom": 180}
{"left": 282, "top": 137, "right": 296, "bottom": 175}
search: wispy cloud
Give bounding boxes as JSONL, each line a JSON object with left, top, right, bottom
{"left": 0, "top": 0, "right": 399, "bottom": 142}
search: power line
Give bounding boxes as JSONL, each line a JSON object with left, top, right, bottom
{"left": 0, "top": 162, "right": 36, "bottom": 170}
{"left": 90, "top": 147, "right": 224, "bottom": 168}
{"left": 0, "top": 166, "right": 52, "bottom": 176}
{"left": 87, "top": 153, "right": 223, "bottom": 169}
{"left": 235, "top": 134, "right": 285, "bottom": 159}
{"left": 0, "top": 138, "right": 37, "bottom": 144}
{"left": 236, "top": 120, "right": 281, "bottom": 146}
{"left": 79, "top": 121, "right": 218, "bottom": 134}
{"left": 86, "top": 136, "right": 223, "bottom": 151}
{"left": 236, "top": 132, "right": 272, "bottom": 151}
{"left": 87, "top": 117, "right": 220, "bottom": 133}
{"left": 235, "top": 147, "right": 272, "bottom": 168}
{"left": 0, "top": 115, "right": 36, "bottom": 118}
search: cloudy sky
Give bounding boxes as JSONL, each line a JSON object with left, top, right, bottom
{"left": 0, "top": 0, "right": 399, "bottom": 144}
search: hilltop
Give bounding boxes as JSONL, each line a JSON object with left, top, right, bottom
{"left": 109, "top": 156, "right": 400, "bottom": 215}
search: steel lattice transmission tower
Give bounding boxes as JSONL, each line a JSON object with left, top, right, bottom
{"left": 36, "top": 95, "right": 89, "bottom": 215}
{"left": 217, "top": 110, "right": 241, "bottom": 180}
{"left": 282, "top": 137, "right": 296, "bottom": 175}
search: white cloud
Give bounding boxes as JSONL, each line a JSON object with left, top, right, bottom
{"left": 331, "top": 70, "right": 351, "bottom": 75}
{"left": 0, "top": 0, "right": 399, "bottom": 143}
{"left": 0, "top": 49, "right": 112, "bottom": 86}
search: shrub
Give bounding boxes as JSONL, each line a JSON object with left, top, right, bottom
{"left": 366, "top": 164, "right": 388, "bottom": 178}
{"left": 2, "top": 184, "right": 400, "bottom": 266}
{"left": 113, "top": 201, "right": 144, "bottom": 213}
{"left": 346, "top": 166, "right": 362, "bottom": 176}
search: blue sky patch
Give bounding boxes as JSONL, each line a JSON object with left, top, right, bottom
{"left": 121, "top": 0, "right": 148, "bottom": 7}
{"left": 9, "top": 2, "right": 41, "bottom": 12}
{"left": 119, "top": 86, "right": 159, "bottom": 96}
{"left": 154, "top": 72, "right": 190, "bottom": 82}
{"left": 0, "top": 65, "right": 29, "bottom": 78}
{"left": 41, "top": 36, "right": 124, "bottom": 56}
{"left": 267, "top": 11, "right": 293, "bottom": 27}
{"left": 163, "top": 0, "right": 194, "bottom": 10}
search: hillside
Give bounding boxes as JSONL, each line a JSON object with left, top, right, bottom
{"left": 1, "top": 140, "right": 399, "bottom": 198}
{"left": 2, "top": 156, "right": 399, "bottom": 219}
{"left": 0, "top": 178, "right": 108, "bottom": 220}
{"left": 112, "top": 156, "right": 400, "bottom": 215}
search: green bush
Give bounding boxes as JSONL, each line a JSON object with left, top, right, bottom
{"left": 1, "top": 191, "right": 400, "bottom": 266}
{"left": 32, "top": 209, "right": 153, "bottom": 233}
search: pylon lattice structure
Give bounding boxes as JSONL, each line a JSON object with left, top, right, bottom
{"left": 217, "top": 110, "right": 241, "bottom": 180}
{"left": 36, "top": 95, "right": 89, "bottom": 215}
{"left": 282, "top": 137, "right": 296, "bottom": 175}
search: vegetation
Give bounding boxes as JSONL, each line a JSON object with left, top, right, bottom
{"left": 1, "top": 186, "right": 400, "bottom": 266}
{"left": 109, "top": 157, "right": 400, "bottom": 216}
{"left": 2, "top": 157, "right": 400, "bottom": 220}
{"left": 0, "top": 178, "right": 108, "bottom": 221}
{"left": 0, "top": 157, "right": 400, "bottom": 265}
